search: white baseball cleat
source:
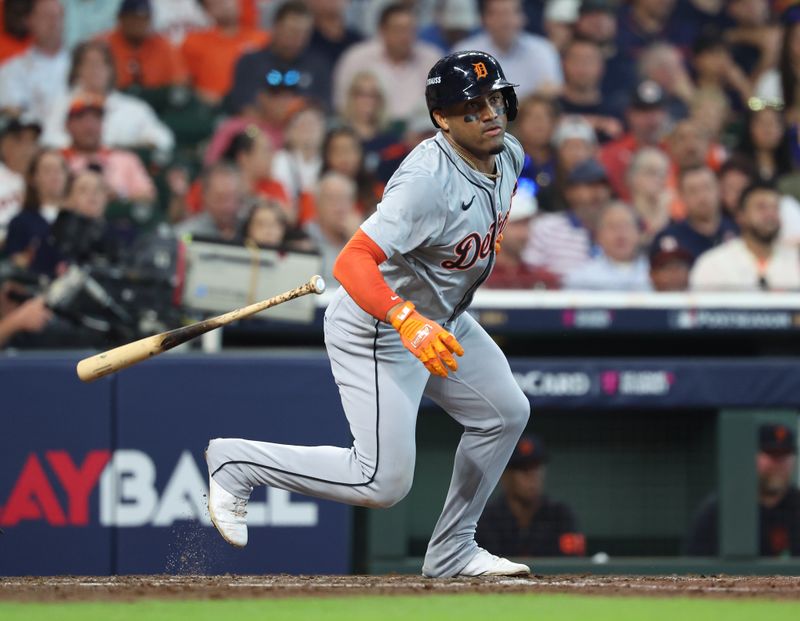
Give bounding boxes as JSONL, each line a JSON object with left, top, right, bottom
{"left": 456, "top": 547, "right": 531, "bottom": 577}
{"left": 207, "top": 469, "right": 249, "bottom": 548}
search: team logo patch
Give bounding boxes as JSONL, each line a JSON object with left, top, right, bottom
{"left": 411, "top": 325, "right": 432, "bottom": 348}
{"left": 472, "top": 62, "right": 488, "bottom": 79}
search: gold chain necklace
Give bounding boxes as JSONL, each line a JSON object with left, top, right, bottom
{"left": 445, "top": 134, "right": 500, "bottom": 180}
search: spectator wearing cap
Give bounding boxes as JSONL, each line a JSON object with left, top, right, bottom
{"left": 486, "top": 180, "right": 559, "bottom": 289}
{"left": 542, "top": 0, "right": 579, "bottom": 53}
{"left": 512, "top": 95, "right": 559, "bottom": 212}
{"left": 0, "top": 0, "right": 32, "bottom": 64}
{"left": 558, "top": 37, "right": 623, "bottom": 142}
{"left": 626, "top": 146, "right": 672, "bottom": 244}
{"left": 0, "top": 113, "right": 41, "bottom": 240}
{"left": 180, "top": 0, "right": 267, "bottom": 106}
{"left": 651, "top": 165, "right": 737, "bottom": 266}
{"left": 564, "top": 201, "right": 651, "bottom": 291}
{"left": 0, "top": 0, "right": 68, "bottom": 124}
{"left": 599, "top": 80, "right": 669, "bottom": 201}
{"left": 42, "top": 40, "right": 174, "bottom": 153}
{"left": 306, "top": 0, "right": 362, "bottom": 70}
{"left": 205, "top": 63, "right": 307, "bottom": 165}
{"left": 547, "top": 115, "right": 599, "bottom": 212}
{"left": 524, "top": 158, "right": 610, "bottom": 278}
{"left": 333, "top": 3, "right": 440, "bottom": 127}
{"left": 690, "top": 182, "right": 800, "bottom": 291}
{"left": 649, "top": 234, "right": 691, "bottom": 291}
{"left": 419, "top": 0, "right": 480, "bottom": 53}
{"left": 228, "top": 1, "right": 330, "bottom": 115}
{"left": 687, "top": 423, "right": 800, "bottom": 557}
{"left": 61, "top": 95, "right": 155, "bottom": 204}
{"left": 62, "top": 0, "right": 122, "bottom": 50}
{"left": 101, "top": 0, "right": 186, "bottom": 92}
{"left": 476, "top": 434, "right": 585, "bottom": 558}
{"left": 452, "top": 0, "right": 562, "bottom": 99}
{"left": 174, "top": 162, "right": 245, "bottom": 242}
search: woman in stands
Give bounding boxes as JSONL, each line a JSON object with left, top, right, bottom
{"left": 337, "top": 71, "right": 399, "bottom": 178}
{"left": 3, "top": 149, "right": 68, "bottom": 275}
{"left": 320, "top": 125, "right": 382, "bottom": 217}
{"left": 734, "top": 102, "right": 794, "bottom": 186}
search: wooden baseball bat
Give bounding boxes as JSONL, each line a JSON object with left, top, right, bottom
{"left": 76, "top": 275, "right": 326, "bottom": 383}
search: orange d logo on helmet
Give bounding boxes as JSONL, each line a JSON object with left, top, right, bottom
{"left": 472, "top": 62, "right": 488, "bottom": 79}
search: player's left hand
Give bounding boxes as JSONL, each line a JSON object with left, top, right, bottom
{"left": 495, "top": 233, "right": 503, "bottom": 254}
{"left": 389, "top": 301, "right": 464, "bottom": 377}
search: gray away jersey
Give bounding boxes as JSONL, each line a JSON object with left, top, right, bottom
{"left": 361, "top": 130, "right": 524, "bottom": 324}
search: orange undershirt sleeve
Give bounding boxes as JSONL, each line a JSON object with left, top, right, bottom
{"left": 332, "top": 229, "right": 402, "bottom": 322}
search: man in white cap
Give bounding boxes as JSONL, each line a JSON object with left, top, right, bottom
{"left": 420, "top": 0, "right": 481, "bottom": 53}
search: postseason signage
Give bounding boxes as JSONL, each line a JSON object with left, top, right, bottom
{"left": 510, "top": 359, "right": 800, "bottom": 408}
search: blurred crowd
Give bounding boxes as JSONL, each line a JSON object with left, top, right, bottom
{"left": 2, "top": 0, "right": 800, "bottom": 344}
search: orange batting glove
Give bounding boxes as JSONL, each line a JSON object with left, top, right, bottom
{"left": 495, "top": 233, "right": 503, "bottom": 254}
{"left": 388, "top": 301, "right": 464, "bottom": 377}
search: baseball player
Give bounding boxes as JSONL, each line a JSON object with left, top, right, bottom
{"left": 205, "top": 51, "right": 531, "bottom": 578}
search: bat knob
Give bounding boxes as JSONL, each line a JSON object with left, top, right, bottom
{"left": 311, "top": 275, "right": 326, "bottom": 294}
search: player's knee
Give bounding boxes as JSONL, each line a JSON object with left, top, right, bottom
{"left": 504, "top": 391, "right": 530, "bottom": 434}
{"left": 206, "top": 437, "right": 233, "bottom": 460}
{"left": 365, "top": 472, "right": 414, "bottom": 509}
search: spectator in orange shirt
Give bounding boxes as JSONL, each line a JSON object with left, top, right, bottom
{"left": 180, "top": 0, "right": 268, "bottom": 105}
{"left": 0, "top": 0, "right": 31, "bottom": 64}
{"left": 103, "top": 0, "right": 186, "bottom": 91}
{"left": 61, "top": 94, "right": 155, "bottom": 204}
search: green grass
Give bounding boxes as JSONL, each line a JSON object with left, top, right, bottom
{"left": 2, "top": 593, "right": 800, "bottom": 621}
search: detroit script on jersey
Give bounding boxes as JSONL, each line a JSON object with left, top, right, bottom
{"left": 361, "top": 131, "right": 524, "bottom": 323}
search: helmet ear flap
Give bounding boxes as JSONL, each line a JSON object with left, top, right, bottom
{"left": 503, "top": 88, "right": 518, "bottom": 122}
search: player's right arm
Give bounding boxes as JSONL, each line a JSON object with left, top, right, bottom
{"left": 332, "top": 171, "right": 463, "bottom": 377}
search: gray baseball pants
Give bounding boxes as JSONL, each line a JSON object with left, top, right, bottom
{"left": 206, "top": 290, "right": 530, "bottom": 577}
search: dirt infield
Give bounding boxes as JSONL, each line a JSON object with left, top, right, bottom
{"left": 1, "top": 574, "right": 800, "bottom": 602}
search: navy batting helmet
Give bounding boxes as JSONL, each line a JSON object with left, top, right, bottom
{"left": 425, "top": 51, "right": 519, "bottom": 128}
